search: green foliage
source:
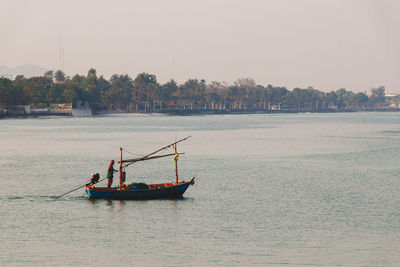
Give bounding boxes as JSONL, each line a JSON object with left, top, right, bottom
{"left": 0, "top": 78, "right": 13, "bottom": 106}
{"left": 54, "top": 70, "right": 66, "bottom": 83}
{"left": 0, "top": 69, "right": 392, "bottom": 113}
{"left": 47, "top": 83, "right": 65, "bottom": 103}
{"left": 160, "top": 79, "right": 178, "bottom": 102}
{"left": 44, "top": 70, "right": 53, "bottom": 80}
{"left": 133, "top": 73, "right": 158, "bottom": 102}
{"left": 370, "top": 86, "right": 386, "bottom": 108}
{"left": 106, "top": 74, "right": 133, "bottom": 110}
{"left": 23, "top": 76, "right": 52, "bottom": 105}
{"left": 62, "top": 89, "right": 78, "bottom": 105}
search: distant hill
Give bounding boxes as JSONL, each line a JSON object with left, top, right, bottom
{"left": 0, "top": 64, "right": 49, "bottom": 78}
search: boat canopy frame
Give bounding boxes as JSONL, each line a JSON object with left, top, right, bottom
{"left": 116, "top": 135, "right": 191, "bottom": 187}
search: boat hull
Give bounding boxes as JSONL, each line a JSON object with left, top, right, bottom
{"left": 85, "top": 179, "right": 194, "bottom": 200}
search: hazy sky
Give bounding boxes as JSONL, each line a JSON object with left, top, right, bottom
{"left": 1, "top": 0, "right": 399, "bottom": 92}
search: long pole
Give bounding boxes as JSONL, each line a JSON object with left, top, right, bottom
{"left": 174, "top": 143, "right": 178, "bottom": 183}
{"left": 119, "top": 147, "right": 123, "bottom": 188}
{"left": 56, "top": 177, "right": 107, "bottom": 198}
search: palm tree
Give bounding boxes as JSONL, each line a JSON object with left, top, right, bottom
{"left": 54, "top": 70, "right": 66, "bottom": 83}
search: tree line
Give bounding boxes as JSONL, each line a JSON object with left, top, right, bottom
{"left": 0, "top": 68, "right": 390, "bottom": 113}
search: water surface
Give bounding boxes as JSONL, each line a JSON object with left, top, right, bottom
{"left": 1, "top": 113, "right": 400, "bottom": 266}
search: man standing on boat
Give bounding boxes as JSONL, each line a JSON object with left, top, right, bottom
{"left": 107, "top": 160, "right": 116, "bottom": 188}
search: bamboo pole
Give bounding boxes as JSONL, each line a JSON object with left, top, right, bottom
{"left": 174, "top": 143, "right": 178, "bottom": 183}
{"left": 119, "top": 147, "right": 123, "bottom": 188}
{"left": 56, "top": 177, "right": 107, "bottom": 198}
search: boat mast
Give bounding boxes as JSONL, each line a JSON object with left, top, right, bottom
{"left": 119, "top": 147, "right": 123, "bottom": 188}
{"left": 174, "top": 142, "right": 178, "bottom": 183}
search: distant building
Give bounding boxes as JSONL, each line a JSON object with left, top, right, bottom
{"left": 30, "top": 107, "right": 49, "bottom": 115}
{"left": 385, "top": 92, "right": 399, "bottom": 97}
{"left": 48, "top": 102, "right": 92, "bottom": 116}
{"left": 49, "top": 103, "right": 72, "bottom": 115}
{"left": 167, "top": 101, "right": 177, "bottom": 109}
{"left": 72, "top": 101, "right": 92, "bottom": 117}
{"left": 6, "top": 105, "right": 30, "bottom": 115}
{"left": 270, "top": 104, "right": 281, "bottom": 110}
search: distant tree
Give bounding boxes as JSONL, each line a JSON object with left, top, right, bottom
{"left": 206, "top": 81, "right": 226, "bottom": 109}
{"left": 24, "top": 76, "right": 53, "bottom": 105}
{"left": 12, "top": 75, "right": 27, "bottom": 105}
{"left": 62, "top": 89, "right": 79, "bottom": 105}
{"left": 0, "top": 69, "right": 391, "bottom": 114}
{"left": 291, "top": 88, "right": 306, "bottom": 109}
{"left": 47, "top": 83, "right": 66, "bottom": 103}
{"left": 71, "top": 74, "right": 86, "bottom": 88}
{"left": 180, "top": 79, "right": 206, "bottom": 109}
{"left": 160, "top": 79, "right": 179, "bottom": 103}
{"left": 335, "top": 88, "right": 354, "bottom": 109}
{"left": 133, "top": 73, "right": 159, "bottom": 103}
{"left": 226, "top": 85, "right": 246, "bottom": 109}
{"left": 97, "top": 75, "right": 111, "bottom": 107}
{"left": 353, "top": 92, "right": 369, "bottom": 110}
{"left": 56, "top": 75, "right": 90, "bottom": 106}
{"left": 54, "top": 70, "right": 66, "bottom": 83}
{"left": 44, "top": 70, "right": 54, "bottom": 80}
{"left": 86, "top": 68, "right": 101, "bottom": 110}
{"left": 106, "top": 74, "right": 133, "bottom": 110}
{"left": 370, "top": 86, "right": 385, "bottom": 108}
{"left": 326, "top": 91, "right": 338, "bottom": 109}
{"left": 233, "top": 78, "right": 256, "bottom": 87}
{"left": 0, "top": 78, "right": 13, "bottom": 106}
{"left": 271, "top": 87, "right": 289, "bottom": 106}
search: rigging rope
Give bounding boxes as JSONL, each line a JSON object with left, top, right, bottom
{"left": 122, "top": 148, "right": 144, "bottom": 157}
{"left": 123, "top": 146, "right": 174, "bottom": 158}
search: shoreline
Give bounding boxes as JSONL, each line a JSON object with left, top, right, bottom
{"left": 1, "top": 108, "right": 400, "bottom": 119}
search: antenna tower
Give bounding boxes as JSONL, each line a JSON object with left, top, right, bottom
{"left": 59, "top": 37, "right": 64, "bottom": 72}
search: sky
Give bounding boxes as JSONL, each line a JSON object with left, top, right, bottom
{"left": 1, "top": 0, "right": 399, "bottom": 92}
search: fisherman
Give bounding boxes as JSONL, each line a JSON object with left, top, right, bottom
{"left": 90, "top": 172, "right": 100, "bottom": 185}
{"left": 107, "top": 160, "right": 117, "bottom": 188}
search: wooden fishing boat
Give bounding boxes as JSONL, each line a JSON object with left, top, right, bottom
{"left": 85, "top": 136, "right": 195, "bottom": 200}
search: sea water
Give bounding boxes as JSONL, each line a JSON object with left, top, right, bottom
{"left": 0, "top": 112, "right": 399, "bottom": 266}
